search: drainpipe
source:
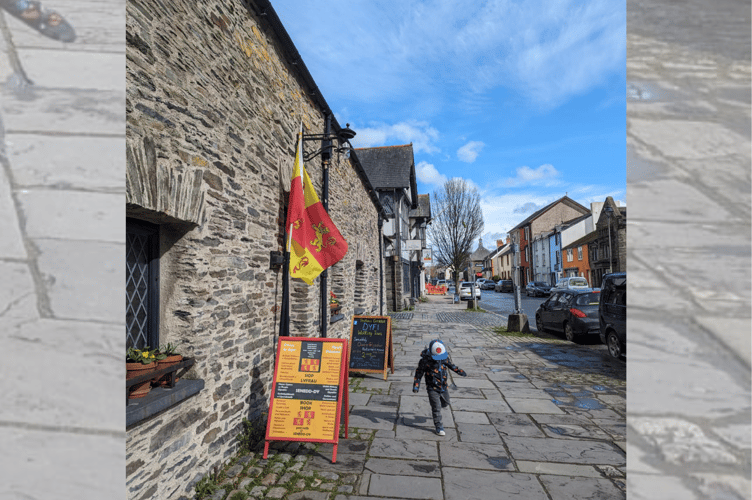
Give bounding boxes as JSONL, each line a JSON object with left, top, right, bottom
{"left": 378, "top": 215, "right": 384, "bottom": 316}
{"left": 320, "top": 114, "right": 332, "bottom": 338}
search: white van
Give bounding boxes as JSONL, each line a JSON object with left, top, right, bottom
{"left": 553, "top": 276, "right": 589, "bottom": 291}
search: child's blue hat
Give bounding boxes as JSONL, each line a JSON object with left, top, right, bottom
{"left": 428, "top": 339, "right": 448, "bottom": 360}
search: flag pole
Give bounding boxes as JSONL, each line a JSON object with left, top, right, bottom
{"left": 279, "top": 125, "right": 302, "bottom": 339}
{"left": 320, "top": 114, "right": 332, "bottom": 338}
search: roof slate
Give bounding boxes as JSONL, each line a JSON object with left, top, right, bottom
{"left": 355, "top": 144, "right": 415, "bottom": 190}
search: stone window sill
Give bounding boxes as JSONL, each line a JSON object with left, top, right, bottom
{"left": 330, "top": 313, "right": 344, "bottom": 324}
{"left": 126, "top": 379, "right": 204, "bottom": 428}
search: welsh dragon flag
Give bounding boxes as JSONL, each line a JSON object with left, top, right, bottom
{"left": 285, "top": 129, "right": 348, "bottom": 285}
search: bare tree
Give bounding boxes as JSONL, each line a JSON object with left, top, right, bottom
{"left": 427, "top": 178, "right": 484, "bottom": 291}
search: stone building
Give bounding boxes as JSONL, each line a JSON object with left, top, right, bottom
{"left": 589, "top": 196, "right": 627, "bottom": 287}
{"left": 356, "top": 144, "right": 419, "bottom": 311}
{"left": 125, "top": 1, "right": 384, "bottom": 498}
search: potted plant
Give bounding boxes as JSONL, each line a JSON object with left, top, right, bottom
{"left": 329, "top": 292, "right": 341, "bottom": 314}
{"left": 126, "top": 347, "right": 158, "bottom": 399}
{"left": 155, "top": 342, "right": 183, "bottom": 387}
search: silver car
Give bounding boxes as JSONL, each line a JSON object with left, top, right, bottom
{"left": 459, "top": 282, "right": 481, "bottom": 301}
{"left": 552, "top": 276, "right": 589, "bottom": 291}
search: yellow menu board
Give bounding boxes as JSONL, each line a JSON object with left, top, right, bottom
{"left": 264, "top": 337, "right": 349, "bottom": 462}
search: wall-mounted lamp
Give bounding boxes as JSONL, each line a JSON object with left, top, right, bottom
{"left": 301, "top": 123, "right": 356, "bottom": 162}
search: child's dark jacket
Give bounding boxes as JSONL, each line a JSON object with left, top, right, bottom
{"left": 413, "top": 349, "right": 466, "bottom": 393}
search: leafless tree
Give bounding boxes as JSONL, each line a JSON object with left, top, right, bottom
{"left": 427, "top": 178, "right": 484, "bottom": 291}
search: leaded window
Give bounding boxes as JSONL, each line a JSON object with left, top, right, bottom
{"left": 126, "top": 219, "right": 160, "bottom": 350}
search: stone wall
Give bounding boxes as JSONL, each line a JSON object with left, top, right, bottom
{"left": 125, "top": 1, "right": 382, "bottom": 499}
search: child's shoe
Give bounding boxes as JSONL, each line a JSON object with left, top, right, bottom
{"left": 435, "top": 426, "right": 445, "bottom": 436}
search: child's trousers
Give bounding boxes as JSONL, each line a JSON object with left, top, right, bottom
{"left": 427, "top": 389, "right": 451, "bottom": 428}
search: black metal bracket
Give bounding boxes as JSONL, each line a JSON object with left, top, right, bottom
{"left": 270, "top": 250, "right": 284, "bottom": 269}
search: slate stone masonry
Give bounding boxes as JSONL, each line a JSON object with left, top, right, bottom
{"left": 125, "top": 1, "right": 383, "bottom": 499}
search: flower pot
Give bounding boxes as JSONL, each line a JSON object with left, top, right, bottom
{"left": 126, "top": 361, "right": 157, "bottom": 399}
{"left": 156, "top": 354, "right": 183, "bottom": 387}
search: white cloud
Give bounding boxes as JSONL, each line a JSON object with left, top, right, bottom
{"left": 350, "top": 120, "right": 440, "bottom": 154}
{"left": 275, "top": 0, "right": 625, "bottom": 110}
{"left": 416, "top": 161, "right": 448, "bottom": 187}
{"left": 457, "top": 141, "right": 485, "bottom": 163}
{"left": 504, "top": 164, "right": 562, "bottom": 187}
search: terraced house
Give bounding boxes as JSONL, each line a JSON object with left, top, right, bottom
{"left": 125, "top": 1, "right": 385, "bottom": 498}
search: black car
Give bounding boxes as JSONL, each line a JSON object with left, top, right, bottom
{"left": 525, "top": 281, "right": 552, "bottom": 297}
{"left": 535, "top": 289, "right": 601, "bottom": 342}
{"left": 495, "top": 280, "right": 513, "bottom": 293}
{"left": 599, "top": 273, "right": 626, "bottom": 359}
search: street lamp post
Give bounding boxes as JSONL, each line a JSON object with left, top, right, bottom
{"left": 604, "top": 205, "right": 614, "bottom": 275}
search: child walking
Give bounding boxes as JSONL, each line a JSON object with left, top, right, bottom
{"left": 413, "top": 339, "right": 467, "bottom": 436}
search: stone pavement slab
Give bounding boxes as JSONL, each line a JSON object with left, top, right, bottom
{"left": 367, "top": 474, "right": 443, "bottom": 499}
{"left": 369, "top": 438, "right": 438, "bottom": 461}
{"left": 456, "top": 423, "right": 502, "bottom": 443}
{"left": 438, "top": 442, "right": 512, "bottom": 471}
{"left": 5, "top": 135, "right": 124, "bottom": 190}
{"left": 540, "top": 423, "right": 612, "bottom": 440}
{"left": 0, "top": 262, "right": 38, "bottom": 322}
{"left": 364, "top": 458, "right": 441, "bottom": 477}
{"left": 451, "top": 411, "right": 489, "bottom": 424}
{"left": 488, "top": 413, "right": 546, "bottom": 438}
{"left": 505, "top": 436, "right": 625, "bottom": 465}
{"left": 0, "top": 173, "right": 25, "bottom": 258}
{"left": 505, "top": 398, "right": 564, "bottom": 414}
{"left": 394, "top": 420, "right": 458, "bottom": 441}
{"left": 539, "top": 474, "right": 625, "bottom": 499}
{"left": 442, "top": 468, "right": 548, "bottom": 500}
{"left": 450, "top": 398, "right": 513, "bottom": 413}
{"left": 348, "top": 407, "right": 396, "bottom": 431}
{"left": 516, "top": 461, "right": 602, "bottom": 477}
{"left": 35, "top": 239, "right": 123, "bottom": 322}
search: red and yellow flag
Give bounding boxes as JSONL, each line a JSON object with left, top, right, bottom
{"left": 286, "top": 130, "right": 348, "bottom": 285}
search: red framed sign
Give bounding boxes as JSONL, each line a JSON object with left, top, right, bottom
{"left": 264, "top": 337, "right": 349, "bottom": 463}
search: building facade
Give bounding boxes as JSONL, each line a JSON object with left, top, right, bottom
{"left": 509, "top": 196, "right": 590, "bottom": 287}
{"left": 588, "top": 197, "right": 627, "bottom": 288}
{"left": 125, "top": 1, "right": 384, "bottom": 498}
{"left": 356, "top": 144, "right": 420, "bottom": 311}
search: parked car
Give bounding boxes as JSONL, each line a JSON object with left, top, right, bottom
{"left": 494, "top": 280, "right": 514, "bottom": 293}
{"left": 525, "top": 281, "right": 552, "bottom": 297}
{"left": 480, "top": 279, "right": 496, "bottom": 290}
{"left": 552, "top": 276, "right": 589, "bottom": 291}
{"left": 459, "top": 281, "right": 481, "bottom": 301}
{"left": 535, "top": 289, "right": 601, "bottom": 342}
{"left": 436, "top": 280, "right": 447, "bottom": 288}
{"left": 599, "top": 273, "right": 626, "bottom": 359}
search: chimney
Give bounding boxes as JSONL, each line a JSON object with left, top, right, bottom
{"left": 496, "top": 239, "right": 504, "bottom": 248}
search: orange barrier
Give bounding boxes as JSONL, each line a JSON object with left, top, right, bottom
{"left": 426, "top": 285, "right": 447, "bottom": 295}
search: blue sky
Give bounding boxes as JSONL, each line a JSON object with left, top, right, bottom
{"left": 274, "top": 0, "right": 626, "bottom": 245}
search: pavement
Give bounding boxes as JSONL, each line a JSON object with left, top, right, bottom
{"left": 0, "top": 1, "right": 125, "bottom": 499}
{"left": 626, "top": 0, "right": 751, "bottom": 498}
{"left": 201, "top": 295, "right": 627, "bottom": 500}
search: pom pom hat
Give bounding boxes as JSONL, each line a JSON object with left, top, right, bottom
{"left": 429, "top": 339, "right": 448, "bottom": 360}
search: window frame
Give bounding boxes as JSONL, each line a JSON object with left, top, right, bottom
{"left": 577, "top": 246, "right": 583, "bottom": 260}
{"left": 126, "top": 218, "right": 160, "bottom": 350}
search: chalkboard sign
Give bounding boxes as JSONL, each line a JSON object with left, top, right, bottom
{"left": 348, "top": 316, "right": 394, "bottom": 380}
